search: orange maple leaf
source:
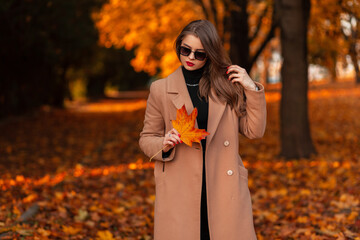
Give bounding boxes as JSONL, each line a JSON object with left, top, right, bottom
{"left": 172, "top": 105, "right": 210, "bottom": 147}
{"left": 149, "top": 105, "right": 210, "bottom": 161}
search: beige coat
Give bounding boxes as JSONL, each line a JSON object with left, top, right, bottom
{"left": 139, "top": 67, "right": 266, "bottom": 240}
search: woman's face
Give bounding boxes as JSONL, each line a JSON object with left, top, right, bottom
{"left": 179, "top": 34, "right": 207, "bottom": 71}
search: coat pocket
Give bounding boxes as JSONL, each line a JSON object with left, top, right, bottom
{"left": 154, "top": 160, "right": 166, "bottom": 186}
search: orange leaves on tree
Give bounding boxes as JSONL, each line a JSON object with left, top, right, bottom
{"left": 94, "top": 0, "right": 204, "bottom": 77}
{"left": 172, "top": 105, "right": 209, "bottom": 147}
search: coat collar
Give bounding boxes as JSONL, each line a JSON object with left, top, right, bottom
{"left": 167, "top": 66, "right": 226, "bottom": 147}
{"left": 167, "top": 67, "right": 194, "bottom": 115}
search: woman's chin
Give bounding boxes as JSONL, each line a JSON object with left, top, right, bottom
{"left": 183, "top": 64, "right": 202, "bottom": 71}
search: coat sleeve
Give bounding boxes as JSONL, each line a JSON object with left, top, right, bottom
{"left": 239, "top": 82, "right": 267, "bottom": 139}
{"left": 139, "top": 81, "right": 176, "bottom": 161}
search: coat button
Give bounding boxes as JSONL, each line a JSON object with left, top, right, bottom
{"left": 224, "top": 140, "right": 230, "bottom": 147}
{"left": 227, "top": 170, "right": 233, "bottom": 176}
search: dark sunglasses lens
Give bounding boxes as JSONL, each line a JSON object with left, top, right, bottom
{"left": 180, "top": 46, "right": 191, "bottom": 56}
{"left": 180, "top": 46, "right": 206, "bottom": 61}
{"left": 195, "top": 52, "right": 206, "bottom": 61}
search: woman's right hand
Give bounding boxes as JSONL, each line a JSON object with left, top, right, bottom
{"left": 163, "top": 128, "right": 182, "bottom": 152}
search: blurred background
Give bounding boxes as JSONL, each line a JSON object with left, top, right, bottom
{"left": 0, "top": 0, "right": 359, "bottom": 239}
{"left": 1, "top": 0, "right": 359, "bottom": 116}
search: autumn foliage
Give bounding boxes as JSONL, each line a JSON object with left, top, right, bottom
{"left": 94, "top": 0, "right": 203, "bottom": 77}
{"left": 0, "top": 83, "right": 360, "bottom": 239}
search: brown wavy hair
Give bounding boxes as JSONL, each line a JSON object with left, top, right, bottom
{"left": 175, "top": 19, "right": 246, "bottom": 117}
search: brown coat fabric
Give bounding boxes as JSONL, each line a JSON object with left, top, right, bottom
{"left": 139, "top": 67, "right": 266, "bottom": 240}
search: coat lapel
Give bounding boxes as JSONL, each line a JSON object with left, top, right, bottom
{"left": 167, "top": 67, "right": 195, "bottom": 120}
{"left": 206, "top": 90, "right": 226, "bottom": 148}
{"left": 167, "top": 66, "right": 227, "bottom": 144}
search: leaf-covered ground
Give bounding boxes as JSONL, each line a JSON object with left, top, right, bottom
{"left": 0, "top": 84, "right": 359, "bottom": 239}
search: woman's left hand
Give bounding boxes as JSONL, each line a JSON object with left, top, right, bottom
{"left": 227, "top": 65, "right": 257, "bottom": 90}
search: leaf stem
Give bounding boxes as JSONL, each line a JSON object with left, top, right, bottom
{"left": 149, "top": 146, "right": 167, "bottom": 162}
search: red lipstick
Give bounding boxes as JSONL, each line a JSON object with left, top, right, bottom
{"left": 186, "top": 61, "right": 194, "bottom": 67}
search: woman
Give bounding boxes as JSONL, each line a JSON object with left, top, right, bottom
{"left": 139, "top": 19, "right": 266, "bottom": 240}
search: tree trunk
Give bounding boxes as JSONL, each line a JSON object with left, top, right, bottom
{"left": 349, "top": 36, "right": 360, "bottom": 84}
{"left": 196, "top": 0, "right": 277, "bottom": 72}
{"left": 53, "top": 65, "right": 68, "bottom": 108}
{"left": 229, "top": 0, "right": 250, "bottom": 71}
{"left": 354, "top": 57, "right": 360, "bottom": 84}
{"left": 349, "top": 52, "right": 360, "bottom": 84}
{"left": 329, "top": 53, "right": 337, "bottom": 82}
{"left": 276, "top": 0, "right": 316, "bottom": 159}
{"left": 86, "top": 76, "right": 106, "bottom": 100}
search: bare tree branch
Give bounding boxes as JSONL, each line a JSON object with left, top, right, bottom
{"left": 249, "top": 4, "right": 270, "bottom": 42}
{"left": 340, "top": 4, "right": 360, "bottom": 22}
{"left": 249, "top": 21, "right": 277, "bottom": 69}
{"left": 210, "top": 0, "right": 218, "bottom": 27}
{"left": 194, "top": 0, "right": 209, "bottom": 20}
{"left": 249, "top": 3, "right": 279, "bottom": 70}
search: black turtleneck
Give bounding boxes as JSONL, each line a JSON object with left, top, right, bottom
{"left": 182, "top": 66, "right": 210, "bottom": 240}
{"left": 182, "top": 66, "right": 209, "bottom": 151}
{"left": 162, "top": 66, "right": 209, "bottom": 158}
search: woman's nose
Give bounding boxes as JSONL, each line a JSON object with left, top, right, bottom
{"left": 189, "top": 51, "right": 195, "bottom": 60}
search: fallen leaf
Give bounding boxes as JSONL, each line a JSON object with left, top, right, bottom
{"left": 15, "top": 228, "right": 33, "bottom": 236}
{"left": 62, "top": 225, "right": 81, "bottom": 235}
{"left": 74, "top": 209, "right": 88, "bottom": 222}
{"left": 97, "top": 230, "right": 115, "bottom": 240}
{"left": 37, "top": 228, "right": 51, "bottom": 237}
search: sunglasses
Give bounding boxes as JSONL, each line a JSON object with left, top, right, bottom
{"left": 179, "top": 46, "right": 207, "bottom": 61}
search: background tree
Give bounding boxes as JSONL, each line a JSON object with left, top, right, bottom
{"left": 307, "top": 0, "right": 360, "bottom": 83}
{"left": 308, "top": 0, "right": 344, "bottom": 81}
{"left": 0, "top": 0, "right": 104, "bottom": 117}
{"left": 95, "top": 0, "right": 277, "bottom": 75}
{"left": 340, "top": 0, "right": 360, "bottom": 84}
{"left": 0, "top": 0, "right": 149, "bottom": 118}
{"left": 275, "top": 0, "right": 317, "bottom": 158}
{"left": 94, "top": 0, "right": 204, "bottom": 77}
{"left": 86, "top": 47, "right": 150, "bottom": 99}
{"left": 193, "top": 0, "right": 277, "bottom": 71}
